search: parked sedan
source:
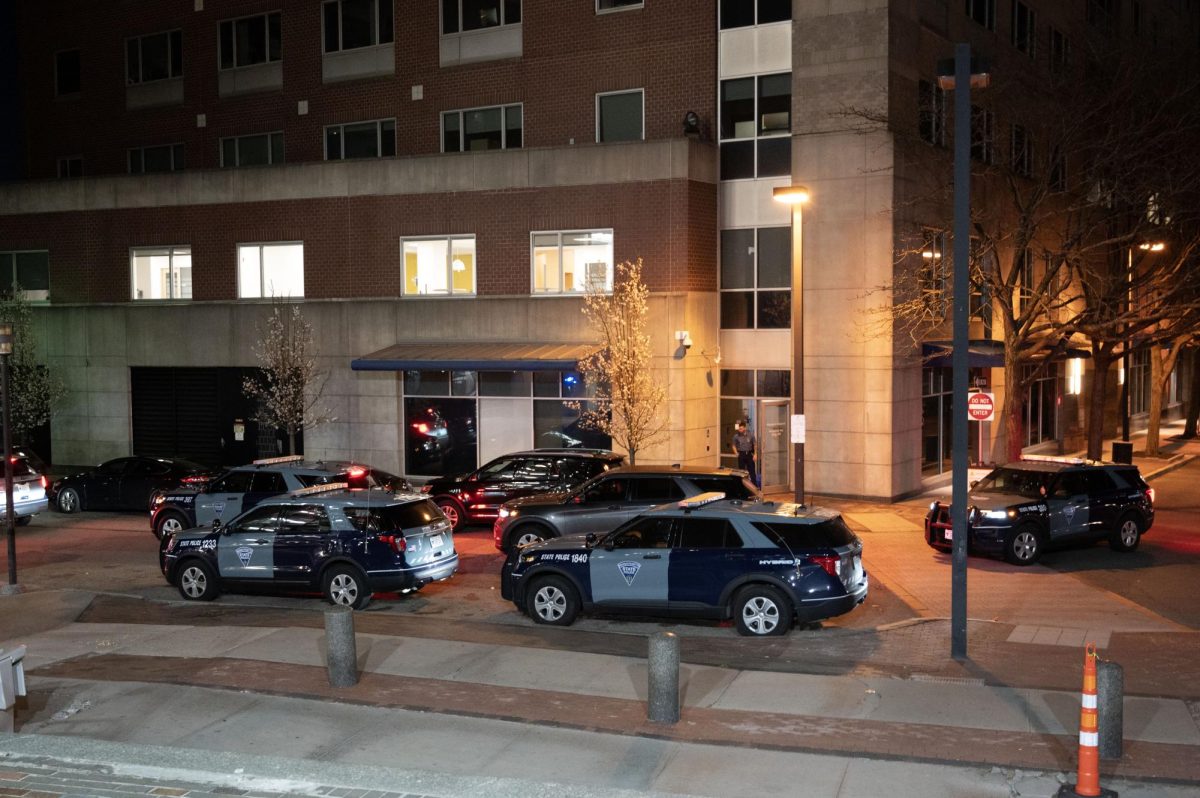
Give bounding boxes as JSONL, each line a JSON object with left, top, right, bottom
{"left": 1, "top": 454, "right": 49, "bottom": 526}
{"left": 51, "top": 456, "right": 216, "bottom": 514}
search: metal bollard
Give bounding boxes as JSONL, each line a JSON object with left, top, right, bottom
{"left": 1097, "top": 659, "right": 1124, "bottom": 760}
{"left": 324, "top": 605, "right": 359, "bottom": 688}
{"left": 647, "top": 631, "right": 679, "bottom": 724}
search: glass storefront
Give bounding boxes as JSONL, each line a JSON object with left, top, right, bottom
{"left": 921, "top": 367, "right": 984, "bottom": 474}
{"left": 402, "top": 369, "right": 611, "bottom": 477}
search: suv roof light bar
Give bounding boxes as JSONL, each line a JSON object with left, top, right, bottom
{"left": 253, "top": 455, "right": 305, "bottom": 466}
{"left": 289, "top": 482, "right": 349, "bottom": 497}
{"left": 679, "top": 491, "right": 725, "bottom": 510}
{"left": 1020, "top": 455, "right": 1087, "bottom": 465}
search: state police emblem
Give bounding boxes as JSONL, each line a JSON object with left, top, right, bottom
{"left": 617, "top": 560, "right": 640, "bottom": 585}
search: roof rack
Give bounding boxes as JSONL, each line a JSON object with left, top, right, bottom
{"left": 289, "top": 482, "right": 349, "bottom": 497}
{"left": 252, "top": 455, "right": 305, "bottom": 466}
{"left": 678, "top": 491, "right": 725, "bottom": 511}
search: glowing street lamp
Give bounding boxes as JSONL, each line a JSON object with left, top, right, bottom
{"left": 773, "top": 185, "right": 810, "bottom": 505}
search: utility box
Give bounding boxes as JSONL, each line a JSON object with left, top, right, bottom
{"left": 1111, "top": 441, "right": 1134, "bottom": 464}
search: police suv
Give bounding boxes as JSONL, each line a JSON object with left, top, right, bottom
{"left": 160, "top": 483, "right": 457, "bottom": 609}
{"left": 500, "top": 493, "right": 868, "bottom": 636}
{"left": 925, "top": 456, "right": 1155, "bottom": 565}
{"left": 151, "top": 455, "right": 379, "bottom": 539}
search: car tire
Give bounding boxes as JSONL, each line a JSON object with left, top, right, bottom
{"left": 154, "top": 511, "right": 188, "bottom": 540}
{"left": 733, "top": 584, "right": 792, "bottom": 636}
{"left": 435, "top": 499, "right": 464, "bottom": 531}
{"left": 1109, "top": 513, "right": 1142, "bottom": 552}
{"left": 527, "top": 575, "right": 580, "bottom": 626}
{"left": 57, "top": 487, "right": 81, "bottom": 514}
{"left": 176, "top": 559, "right": 220, "bottom": 602}
{"left": 510, "top": 523, "right": 552, "bottom": 550}
{"left": 323, "top": 564, "right": 372, "bottom": 610}
{"left": 1004, "top": 523, "right": 1043, "bottom": 566}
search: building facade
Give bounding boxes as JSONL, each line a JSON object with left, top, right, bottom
{"left": 1, "top": 1, "right": 1194, "bottom": 499}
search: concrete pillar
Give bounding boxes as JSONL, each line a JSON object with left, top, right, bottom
{"left": 647, "top": 631, "right": 679, "bottom": 724}
{"left": 324, "top": 605, "right": 358, "bottom": 688}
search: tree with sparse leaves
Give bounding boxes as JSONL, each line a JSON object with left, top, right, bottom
{"left": 0, "top": 290, "right": 65, "bottom": 445}
{"left": 242, "top": 301, "right": 333, "bottom": 456}
{"left": 571, "top": 259, "right": 667, "bottom": 465}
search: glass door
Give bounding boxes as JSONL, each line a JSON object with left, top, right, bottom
{"left": 758, "top": 400, "right": 789, "bottom": 493}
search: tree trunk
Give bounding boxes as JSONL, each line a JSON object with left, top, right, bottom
{"left": 1085, "top": 352, "right": 1115, "bottom": 460}
{"left": 1185, "top": 348, "right": 1200, "bottom": 438}
{"left": 287, "top": 430, "right": 296, "bottom": 456}
{"left": 1145, "top": 344, "right": 1164, "bottom": 456}
{"left": 1000, "top": 357, "right": 1025, "bottom": 463}
{"left": 627, "top": 447, "right": 637, "bottom": 465}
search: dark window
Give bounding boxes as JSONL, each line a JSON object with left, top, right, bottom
{"left": 55, "top": 50, "right": 81, "bottom": 96}
{"left": 443, "top": 105, "right": 522, "bottom": 152}
{"left": 586, "top": 477, "right": 627, "bottom": 502}
{"left": 1012, "top": 2, "right": 1035, "bottom": 55}
{"left": 965, "top": 0, "right": 994, "bottom": 30}
{"left": 1048, "top": 147, "right": 1067, "bottom": 192}
{"left": 598, "top": 91, "right": 643, "bottom": 142}
{"left": 127, "top": 30, "right": 183, "bottom": 84}
{"left": 251, "top": 472, "right": 287, "bottom": 492}
{"left": 323, "top": 0, "right": 393, "bottom": 52}
{"left": 345, "top": 499, "right": 444, "bottom": 532}
{"left": 128, "top": 144, "right": 185, "bottom": 174}
{"left": 756, "top": 370, "right": 790, "bottom": 397}
{"left": 719, "top": 369, "right": 754, "bottom": 396}
{"left": 720, "top": 227, "right": 790, "bottom": 329}
{"left": 1049, "top": 27, "right": 1069, "bottom": 73}
{"left": 98, "top": 458, "right": 132, "bottom": 476}
{"left": 212, "top": 471, "right": 255, "bottom": 493}
{"left": 970, "top": 105, "right": 993, "bottom": 164}
{"left": 222, "top": 133, "right": 284, "bottom": 167}
{"left": 1086, "top": 0, "right": 1115, "bottom": 31}
{"left": 628, "top": 478, "right": 685, "bottom": 502}
{"left": 677, "top": 518, "right": 736, "bottom": 549}
{"left": 598, "top": 0, "right": 641, "bottom": 10}
{"left": 326, "top": 120, "right": 395, "bottom": 160}
{"left": 719, "top": 74, "right": 791, "bottom": 179}
{"left": 278, "top": 504, "right": 330, "bottom": 534}
{"left": 610, "top": 517, "right": 675, "bottom": 549}
{"left": 443, "top": 0, "right": 520, "bottom": 34}
{"left": 918, "top": 80, "right": 946, "bottom": 146}
{"left": 753, "top": 517, "right": 857, "bottom": 550}
{"left": 220, "top": 13, "right": 282, "bottom": 69}
{"left": 231, "top": 506, "right": 280, "bottom": 534}
{"left": 1011, "top": 124, "right": 1032, "bottom": 178}
{"left": 57, "top": 157, "right": 83, "bottom": 179}
{"left": 719, "top": 0, "right": 789, "bottom": 28}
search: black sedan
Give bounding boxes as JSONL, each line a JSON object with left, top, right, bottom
{"left": 51, "top": 456, "right": 216, "bottom": 513}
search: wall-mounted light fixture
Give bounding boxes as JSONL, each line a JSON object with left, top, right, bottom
{"left": 1067, "top": 358, "right": 1084, "bottom": 395}
{"left": 675, "top": 330, "right": 692, "bottom": 350}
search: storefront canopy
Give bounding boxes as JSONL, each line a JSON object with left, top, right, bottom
{"left": 350, "top": 341, "right": 599, "bottom": 372}
{"left": 921, "top": 339, "right": 1090, "bottom": 369}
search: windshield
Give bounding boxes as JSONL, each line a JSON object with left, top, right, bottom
{"left": 973, "top": 467, "right": 1052, "bottom": 499}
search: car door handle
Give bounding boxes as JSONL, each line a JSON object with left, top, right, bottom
{"left": 642, "top": 553, "right": 661, "bottom": 560}
{"left": 251, "top": 539, "right": 269, "bottom": 545}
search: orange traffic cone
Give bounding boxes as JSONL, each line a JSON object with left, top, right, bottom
{"left": 1056, "top": 643, "right": 1117, "bottom": 797}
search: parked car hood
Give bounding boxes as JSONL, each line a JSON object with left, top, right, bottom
{"left": 966, "top": 491, "right": 1042, "bottom": 512}
{"left": 519, "top": 534, "right": 593, "bottom": 554}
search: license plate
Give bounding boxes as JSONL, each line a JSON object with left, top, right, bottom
{"left": 429, "top": 534, "right": 444, "bottom": 549}
{"left": 944, "top": 528, "right": 953, "bottom": 540}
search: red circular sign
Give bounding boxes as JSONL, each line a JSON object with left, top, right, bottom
{"left": 967, "top": 392, "right": 994, "bottom": 421}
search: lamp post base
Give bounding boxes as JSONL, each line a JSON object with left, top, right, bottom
{"left": 0, "top": 583, "right": 24, "bottom": 596}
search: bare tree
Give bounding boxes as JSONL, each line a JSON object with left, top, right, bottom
{"left": 0, "top": 289, "right": 65, "bottom": 445}
{"left": 571, "top": 259, "right": 667, "bottom": 464}
{"left": 242, "top": 301, "right": 333, "bottom": 456}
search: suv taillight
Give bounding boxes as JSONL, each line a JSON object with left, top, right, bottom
{"left": 378, "top": 533, "right": 407, "bottom": 553}
{"left": 40, "top": 475, "right": 48, "bottom": 489}
{"left": 1146, "top": 487, "right": 1155, "bottom": 505}
{"left": 810, "top": 555, "right": 841, "bottom": 578}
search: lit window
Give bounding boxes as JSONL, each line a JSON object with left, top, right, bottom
{"left": 532, "top": 231, "right": 614, "bottom": 294}
{"left": 441, "top": 0, "right": 521, "bottom": 33}
{"left": 221, "top": 132, "right": 284, "bottom": 167}
{"left": 128, "top": 144, "right": 185, "bottom": 174}
{"left": 325, "top": 119, "right": 396, "bottom": 159}
{"left": 0, "top": 251, "right": 50, "bottom": 302}
{"left": 131, "top": 246, "right": 191, "bottom": 300}
{"left": 442, "top": 105, "right": 522, "bottom": 152}
{"left": 402, "top": 236, "right": 476, "bottom": 296}
{"left": 238, "top": 243, "right": 304, "bottom": 298}
{"left": 220, "top": 12, "right": 282, "bottom": 69}
{"left": 719, "top": 73, "right": 791, "bottom": 179}
{"left": 323, "top": 0, "right": 394, "bottom": 51}
{"left": 918, "top": 230, "right": 948, "bottom": 318}
{"left": 126, "top": 30, "right": 183, "bottom": 84}
{"left": 596, "top": 90, "right": 643, "bottom": 143}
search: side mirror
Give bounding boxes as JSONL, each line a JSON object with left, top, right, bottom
{"left": 212, "top": 519, "right": 223, "bottom": 532}
{"left": 585, "top": 532, "right": 597, "bottom": 547}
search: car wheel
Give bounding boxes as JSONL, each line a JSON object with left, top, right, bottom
{"left": 436, "top": 499, "right": 464, "bottom": 531}
{"left": 510, "top": 524, "right": 552, "bottom": 549}
{"left": 1109, "top": 513, "right": 1142, "bottom": 552}
{"left": 528, "top": 575, "right": 579, "bottom": 626}
{"left": 323, "top": 564, "right": 372, "bottom": 610}
{"left": 57, "top": 487, "right": 81, "bottom": 514}
{"left": 177, "top": 559, "right": 220, "bottom": 601}
{"left": 155, "top": 511, "right": 187, "bottom": 540}
{"left": 733, "top": 584, "right": 792, "bottom": 636}
{"left": 1004, "top": 523, "right": 1043, "bottom": 566}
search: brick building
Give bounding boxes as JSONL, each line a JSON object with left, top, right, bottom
{"left": 0, "top": 1, "right": 1194, "bottom": 499}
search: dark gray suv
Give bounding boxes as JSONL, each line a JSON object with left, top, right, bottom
{"left": 491, "top": 465, "right": 760, "bottom": 551}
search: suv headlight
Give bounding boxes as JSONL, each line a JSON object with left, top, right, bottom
{"left": 983, "top": 509, "right": 1016, "bottom": 520}
{"left": 499, "top": 508, "right": 516, "bottom": 519}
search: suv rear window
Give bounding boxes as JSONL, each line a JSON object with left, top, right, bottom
{"left": 345, "top": 499, "right": 444, "bottom": 532}
{"left": 1109, "top": 468, "right": 1147, "bottom": 490}
{"left": 753, "top": 518, "right": 856, "bottom": 550}
{"left": 8, "top": 458, "right": 36, "bottom": 478}
{"left": 689, "top": 476, "right": 758, "bottom": 501}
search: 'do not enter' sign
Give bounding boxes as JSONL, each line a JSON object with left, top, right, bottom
{"left": 967, "top": 392, "right": 995, "bottom": 422}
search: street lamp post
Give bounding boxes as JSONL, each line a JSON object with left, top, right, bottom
{"left": 0, "top": 322, "right": 16, "bottom": 592}
{"left": 773, "top": 185, "right": 810, "bottom": 506}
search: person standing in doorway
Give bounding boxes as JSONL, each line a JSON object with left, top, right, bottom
{"left": 731, "top": 420, "right": 759, "bottom": 489}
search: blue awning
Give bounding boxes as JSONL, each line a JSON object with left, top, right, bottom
{"left": 351, "top": 341, "right": 599, "bottom": 372}
{"left": 922, "top": 340, "right": 1090, "bottom": 369}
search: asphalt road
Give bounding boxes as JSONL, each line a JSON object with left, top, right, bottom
{"left": 3, "top": 457, "right": 1197, "bottom": 655}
